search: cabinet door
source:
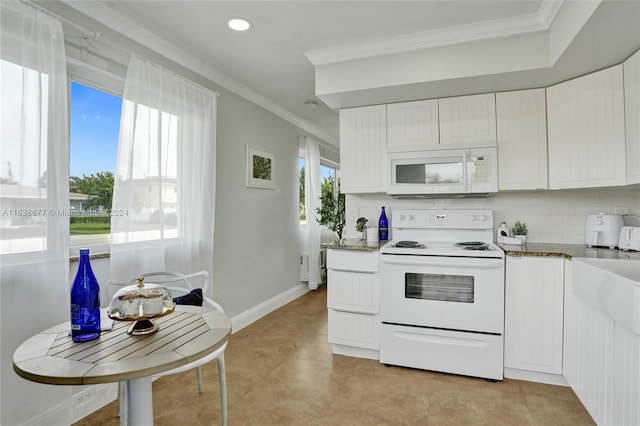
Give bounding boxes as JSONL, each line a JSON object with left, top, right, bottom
{"left": 573, "top": 295, "right": 615, "bottom": 425}
{"left": 438, "top": 93, "right": 497, "bottom": 146}
{"left": 625, "top": 49, "right": 640, "bottom": 184}
{"left": 563, "top": 260, "right": 578, "bottom": 388}
{"left": 613, "top": 323, "right": 640, "bottom": 426}
{"left": 387, "top": 99, "right": 439, "bottom": 151}
{"left": 339, "top": 105, "right": 387, "bottom": 193}
{"left": 565, "top": 259, "right": 615, "bottom": 425}
{"left": 496, "top": 89, "right": 548, "bottom": 190}
{"left": 504, "top": 256, "right": 564, "bottom": 374}
{"left": 547, "top": 65, "right": 626, "bottom": 189}
{"left": 327, "top": 269, "right": 379, "bottom": 314}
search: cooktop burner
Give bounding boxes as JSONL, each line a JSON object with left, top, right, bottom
{"left": 454, "top": 241, "right": 490, "bottom": 251}
{"left": 392, "top": 240, "right": 426, "bottom": 249}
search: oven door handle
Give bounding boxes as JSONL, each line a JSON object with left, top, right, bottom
{"left": 380, "top": 257, "right": 503, "bottom": 269}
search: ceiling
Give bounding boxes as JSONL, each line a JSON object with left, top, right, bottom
{"left": 38, "top": 1, "right": 640, "bottom": 148}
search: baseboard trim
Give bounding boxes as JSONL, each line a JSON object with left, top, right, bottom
{"left": 331, "top": 344, "right": 380, "bottom": 360}
{"left": 230, "top": 283, "right": 310, "bottom": 333}
{"left": 504, "top": 367, "right": 569, "bottom": 386}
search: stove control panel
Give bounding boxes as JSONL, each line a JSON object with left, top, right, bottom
{"left": 392, "top": 209, "right": 494, "bottom": 230}
{"left": 469, "top": 213, "right": 490, "bottom": 222}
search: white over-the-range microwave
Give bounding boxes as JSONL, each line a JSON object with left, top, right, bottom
{"left": 387, "top": 147, "right": 498, "bottom": 197}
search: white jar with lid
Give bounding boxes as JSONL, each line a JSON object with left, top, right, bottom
{"left": 497, "top": 222, "right": 509, "bottom": 243}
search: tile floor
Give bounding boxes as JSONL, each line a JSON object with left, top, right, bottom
{"left": 74, "top": 285, "right": 595, "bottom": 425}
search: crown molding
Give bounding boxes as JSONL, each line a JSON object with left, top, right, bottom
{"left": 305, "top": 0, "right": 564, "bottom": 66}
{"left": 63, "top": 1, "right": 338, "bottom": 147}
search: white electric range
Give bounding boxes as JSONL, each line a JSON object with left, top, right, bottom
{"left": 379, "top": 209, "right": 506, "bottom": 380}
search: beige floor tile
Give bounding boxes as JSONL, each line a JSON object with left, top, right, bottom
{"left": 525, "top": 394, "right": 596, "bottom": 425}
{"left": 74, "top": 285, "right": 595, "bottom": 426}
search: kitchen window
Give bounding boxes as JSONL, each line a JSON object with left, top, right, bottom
{"left": 298, "top": 152, "right": 340, "bottom": 226}
{"left": 299, "top": 156, "right": 305, "bottom": 222}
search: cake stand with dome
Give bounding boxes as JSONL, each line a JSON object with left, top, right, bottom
{"left": 108, "top": 277, "right": 175, "bottom": 335}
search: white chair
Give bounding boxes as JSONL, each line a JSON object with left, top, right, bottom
{"left": 105, "top": 271, "right": 228, "bottom": 426}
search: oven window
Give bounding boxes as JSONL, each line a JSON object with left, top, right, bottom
{"left": 405, "top": 273, "right": 474, "bottom": 303}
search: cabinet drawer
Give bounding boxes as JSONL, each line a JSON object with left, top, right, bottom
{"left": 327, "top": 270, "right": 379, "bottom": 313}
{"left": 327, "top": 249, "right": 379, "bottom": 272}
{"left": 328, "top": 310, "right": 379, "bottom": 350}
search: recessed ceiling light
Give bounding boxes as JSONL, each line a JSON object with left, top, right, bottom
{"left": 227, "top": 18, "right": 252, "bottom": 32}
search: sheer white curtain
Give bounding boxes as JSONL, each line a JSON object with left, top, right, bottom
{"left": 304, "top": 137, "right": 322, "bottom": 290}
{"left": 0, "top": 1, "right": 71, "bottom": 424}
{"left": 110, "top": 56, "right": 217, "bottom": 282}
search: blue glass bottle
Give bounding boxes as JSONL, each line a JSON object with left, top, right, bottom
{"left": 70, "top": 248, "right": 101, "bottom": 342}
{"left": 378, "top": 206, "right": 389, "bottom": 241}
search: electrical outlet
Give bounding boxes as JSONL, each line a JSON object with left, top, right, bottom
{"left": 74, "top": 389, "right": 93, "bottom": 407}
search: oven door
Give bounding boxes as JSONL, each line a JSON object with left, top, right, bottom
{"left": 379, "top": 255, "right": 504, "bottom": 333}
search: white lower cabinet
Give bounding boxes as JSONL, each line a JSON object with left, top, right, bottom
{"left": 613, "top": 323, "right": 640, "bottom": 425}
{"left": 565, "top": 258, "right": 640, "bottom": 426}
{"left": 327, "top": 249, "right": 380, "bottom": 359}
{"left": 565, "top": 259, "right": 614, "bottom": 425}
{"left": 504, "top": 256, "right": 566, "bottom": 385}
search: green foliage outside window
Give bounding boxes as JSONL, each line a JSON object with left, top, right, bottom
{"left": 316, "top": 176, "right": 345, "bottom": 240}
{"left": 70, "top": 171, "right": 115, "bottom": 210}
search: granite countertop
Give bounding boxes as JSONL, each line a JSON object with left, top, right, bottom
{"left": 497, "top": 242, "right": 640, "bottom": 260}
{"left": 321, "top": 238, "right": 386, "bottom": 251}
{"left": 321, "top": 238, "right": 640, "bottom": 259}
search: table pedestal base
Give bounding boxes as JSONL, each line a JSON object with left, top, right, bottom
{"left": 124, "top": 376, "right": 153, "bottom": 426}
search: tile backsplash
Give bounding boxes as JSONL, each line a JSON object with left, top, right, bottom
{"left": 346, "top": 186, "right": 640, "bottom": 244}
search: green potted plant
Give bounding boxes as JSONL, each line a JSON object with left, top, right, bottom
{"left": 316, "top": 177, "right": 345, "bottom": 242}
{"left": 512, "top": 221, "right": 528, "bottom": 243}
{"left": 356, "top": 217, "right": 368, "bottom": 240}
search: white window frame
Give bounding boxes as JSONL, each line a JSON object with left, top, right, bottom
{"left": 298, "top": 148, "right": 340, "bottom": 231}
{"left": 67, "top": 60, "right": 124, "bottom": 256}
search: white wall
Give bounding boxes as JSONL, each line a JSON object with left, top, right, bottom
{"left": 212, "top": 87, "right": 306, "bottom": 320}
{"left": 345, "top": 186, "right": 640, "bottom": 243}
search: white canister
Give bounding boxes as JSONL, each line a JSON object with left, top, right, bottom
{"left": 496, "top": 222, "right": 509, "bottom": 243}
{"left": 366, "top": 228, "right": 378, "bottom": 242}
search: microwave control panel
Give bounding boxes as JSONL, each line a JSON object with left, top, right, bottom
{"left": 470, "top": 154, "right": 491, "bottom": 182}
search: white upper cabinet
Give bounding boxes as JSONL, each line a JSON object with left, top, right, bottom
{"left": 624, "top": 49, "right": 640, "bottom": 184}
{"left": 339, "top": 105, "right": 387, "bottom": 193}
{"left": 496, "top": 89, "right": 548, "bottom": 190}
{"left": 547, "top": 65, "right": 626, "bottom": 189}
{"left": 386, "top": 99, "right": 439, "bottom": 152}
{"left": 438, "top": 93, "right": 497, "bottom": 146}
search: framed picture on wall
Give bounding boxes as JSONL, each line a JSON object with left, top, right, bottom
{"left": 246, "top": 144, "right": 276, "bottom": 189}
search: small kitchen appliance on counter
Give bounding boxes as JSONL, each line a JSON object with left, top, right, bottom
{"left": 619, "top": 226, "right": 640, "bottom": 251}
{"left": 585, "top": 213, "right": 624, "bottom": 249}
